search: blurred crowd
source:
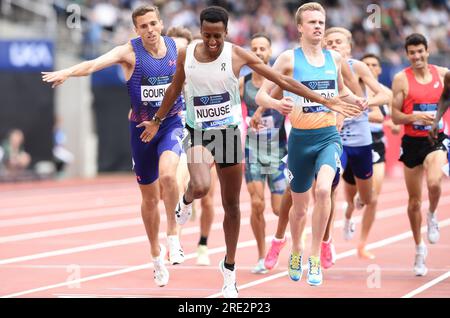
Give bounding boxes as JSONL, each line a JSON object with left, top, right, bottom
{"left": 66, "top": 0, "right": 450, "bottom": 64}
{"left": 0, "top": 125, "right": 73, "bottom": 182}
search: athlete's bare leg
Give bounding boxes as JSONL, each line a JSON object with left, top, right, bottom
{"left": 159, "top": 151, "right": 181, "bottom": 236}
{"left": 423, "top": 150, "right": 447, "bottom": 213}
{"left": 248, "top": 181, "right": 266, "bottom": 259}
{"left": 275, "top": 186, "right": 292, "bottom": 239}
{"left": 404, "top": 165, "right": 424, "bottom": 245}
{"left": 139, "top": 181, "right": 162, "bottom": 258}
{"left": 216, "top": 163, "right": 243, "bottom": 265}
{"left": 358, "top": 162, "right": 384, "bottom": 258}
{"left": 311, "top": 165, "right": 334, "bottom": 257}
{"left": 199, "top": 166, "right": 216, "bottom": 240}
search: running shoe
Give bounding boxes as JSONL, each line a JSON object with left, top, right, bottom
{"left": 251, "top": 258, "right": 268, "bottom": 274}
{"left": 307, "top": 256, "right": 322, "bottom": 286}
{"left": 343, "top": 218, "right": 356, "bottom": 241}
{"left": 175, "top": 197, "right": 192, "bottom": 225}
{"left": 167, "top": 235, "right": 185, "bottom": 265}
{"left": 153, "top": 244, "right": 169, "bottom": 287}
{"left": 219, "top": 259, "right": 238, "bottom": 298}
{"left": 414, "top": 243, "right": 428, "bottom": 276}
{"left": 288, "top": 252, "right": 303, "bottom": 281}
{"left": 196, "top": 244, "right": 210, "bottom": 266}
{"left": 264, "top": 236, "right": 287, "bottom": 270}
{"left": 427, "top": 212, "right": 440, "bottom": 244}
{"left": 320, "top": 239, "right": 336, "bottom": 269}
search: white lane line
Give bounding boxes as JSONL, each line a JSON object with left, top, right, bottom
{"left": 4, "top": 264, "right": 442, "bottom": 272}
{"left": 0, "top": 189, "right": 138, "bottom": 214}
{"left": 6, "top": 213, "right": 442, "bottom": 299}
{"left": 0, "top": 185, "right": 417, "bottom": 223}
{"left": 0, "top": 201, "right": 255, "bottom": 243}
{"left": 402, "top": 270, "right": 450, "bottom": 298}
{"left": 2, "top": 196, "right": 450, "bottom": 265}
{"left": 2, "top": 201, "right": 450, "bottom": 297}
{"left": 54, "top": 294, "right": 178, "bottom": 298}
{"left": 205, "top": 218, "right": 450, "bottom": 298}
{"left": 2, "top": 211, "right": 447, "bottom": 298}
{"left": 0, "top": 212, "right": 262, "bottom": 265}
{"left": 1, "top": 234, "right": 271, "bottom": 298}
{"left": 0, "top": 198, "right": 413, "bottom": 264}
{"left": 6, "top": 193, "right": 450, "bottom": 243}
{"left": 0, "top": 205, "right": 139, "bottom": 228}
{"left": 0, "top": 218, "right": 143, "bottom": 243}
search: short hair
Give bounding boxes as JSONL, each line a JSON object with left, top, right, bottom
{"left": 166, "top": 26, "right": 193, "bottom": 44}
{"left": 404, "top": 33, "right": 428, "bottom": 51}
{"left": 200, "top": 6, "right": 229, "bottom": 28}
{"left": 325, "top": 27, "right": 353, "bottom": 44}
{"left": 295, "top": 2, "right": 326, "bottom": 25}
{"left": 132, "top": 5, "right": 160, "bottom": 26}
{"left": 361, "top": 53, "right": 381, "bottom": 65}
{"left": 250, "top": 33, "right": 272, "bottom": 45}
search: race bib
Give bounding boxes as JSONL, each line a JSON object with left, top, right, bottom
{"left": 412, "top": 103, "right": 442, "bottom": 131}
{"left": 193, "top": 92, "right": 234, "bottom": 129}
{"left": 141, "top": 75, "right": 172, "bottom": 105}
{"left": 299, "top": 80, "right": 335, "bottom": 113}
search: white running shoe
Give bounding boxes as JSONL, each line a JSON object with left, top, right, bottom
{"left": 167, "top": 235, "right": 185, "bottom": 265}
{"left": 427, "top": 213, "right": 440, "bottom": 244}
{"left": 343, "top": 218, "right": 356, "bottom": 241}
{"left": 251, "top": 258, "right": 268, "bottom": 274}
{"left": 414, "top": 244, "right": 428, "bottom": 277}
{"left": 196, "top": 244, "right": 210, "bottom": 266}
{"left": 219, "top": 259, "right": 238, "bottom": 298}
{"left": 153, "top": 244, "right": 169, "bottom": 287}
{"left": 175, "top": 198, "right": 192, "bottom": 225}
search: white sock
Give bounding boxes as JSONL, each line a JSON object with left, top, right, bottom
{"left": 274, "top": 235, "right": 285, "bottom": 242}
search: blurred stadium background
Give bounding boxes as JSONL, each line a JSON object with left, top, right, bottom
{"left": 0, "top": 0, "right": 449, "bottom": 181}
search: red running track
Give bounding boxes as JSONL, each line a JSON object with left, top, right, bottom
{"left": 0, "top": 174, "right": 449, "bottom": 298}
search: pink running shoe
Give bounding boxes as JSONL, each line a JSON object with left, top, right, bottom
{"left": 264, "top": 237, "right": 287, "bottom": 270}
{"left": 320, "top": 239, "right": 336, "bottom": 269}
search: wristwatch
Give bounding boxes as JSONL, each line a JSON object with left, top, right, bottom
{"left": 152, "top": 115, "right": 162, "bottom": 125}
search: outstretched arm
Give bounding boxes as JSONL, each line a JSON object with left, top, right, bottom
{"left": 241, "top": 47, "right": 361, "bottom": 118}
{"left": 42, "top": 43, "right": 132, "bottom": 88}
